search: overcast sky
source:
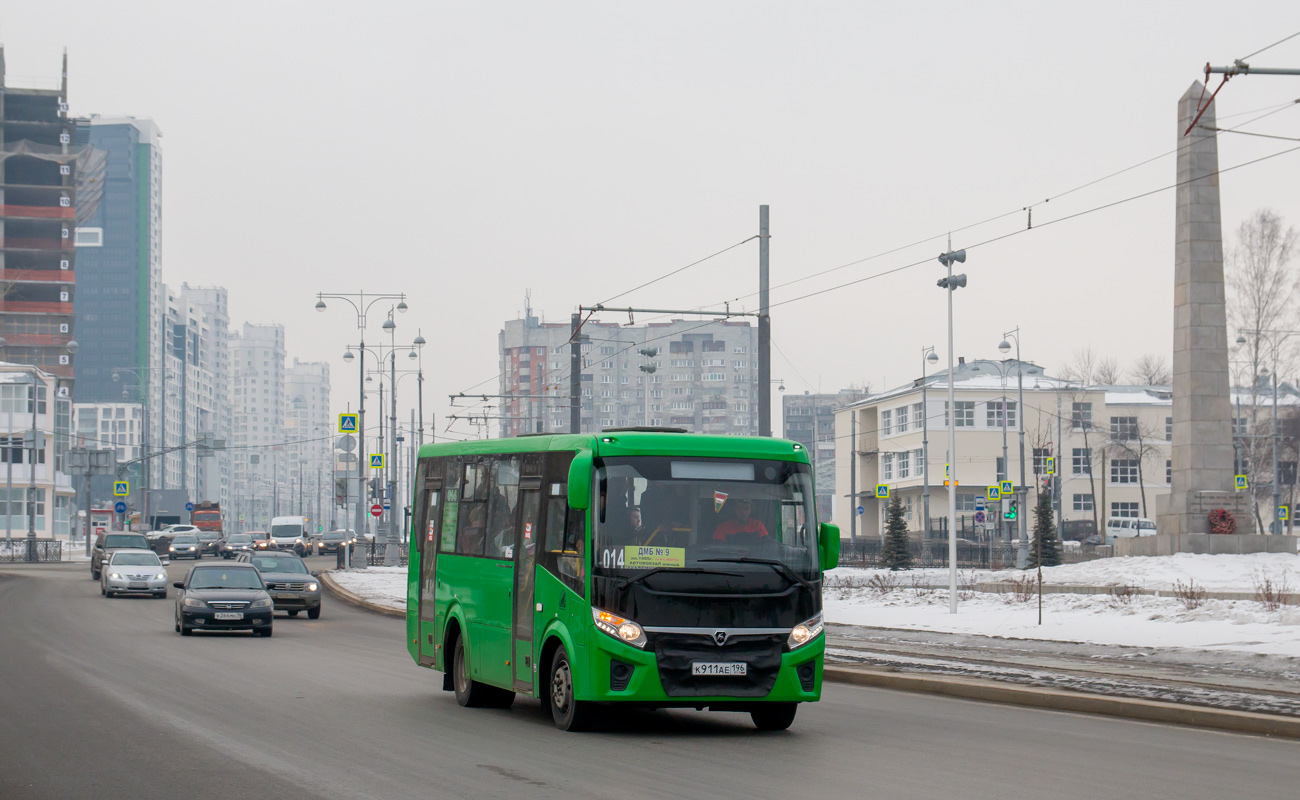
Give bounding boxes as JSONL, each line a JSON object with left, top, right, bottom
{"left": 4, "top": 1, "right": 1299, "bottom": 439}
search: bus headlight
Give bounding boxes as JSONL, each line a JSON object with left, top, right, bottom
{"left": 787, "top": 614, "right": 823, "bottom": 649}
{"left": 593, "top": 608, "right": 647, "bottom": 649}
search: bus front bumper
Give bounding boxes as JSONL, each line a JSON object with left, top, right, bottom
{"left": 583, "top": 629, "right": 823, "bottom": 705}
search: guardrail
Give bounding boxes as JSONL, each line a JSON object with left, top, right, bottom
{"left": 349, "top": 541, "right": 409, "bottom": 566}
{"left": 838, "top": 539, "right": 1112, "bottom": 570}
{"left": 0, "top": 539, "right": 63, "bottom": 563}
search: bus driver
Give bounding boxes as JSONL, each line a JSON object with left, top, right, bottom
{"left": 712, "top": 497, "right": 769, "bottom": 542}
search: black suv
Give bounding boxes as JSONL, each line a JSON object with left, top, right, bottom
{"left": 91, "top": 532, "right": 150, "bottom": 580}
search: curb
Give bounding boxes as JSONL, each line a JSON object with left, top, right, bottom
{"left": 319, "top": 570, "right": 404, "bottom": 618}
{"left": 823, "top": 665, "right": 1300, "bottom": 739}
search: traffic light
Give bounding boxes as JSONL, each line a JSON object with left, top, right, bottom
{"left": 1004, "top": 499, "right": 1019, "bottom": 521}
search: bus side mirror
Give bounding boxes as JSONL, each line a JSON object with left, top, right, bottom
{"left": 567, "top": 450, "right": 593, "bottom": 510}
{"left": 818, "top": 523, "right": 840, "bottom": 571}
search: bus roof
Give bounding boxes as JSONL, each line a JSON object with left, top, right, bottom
{"left": 417, "top": 431, "right": 810, "bottom": 463}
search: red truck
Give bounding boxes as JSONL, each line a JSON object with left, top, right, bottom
{"left": 192, "top": 501, "right": 223, "bottom": 535}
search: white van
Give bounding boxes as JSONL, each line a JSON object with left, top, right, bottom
{"left": 270, "top": 515, "right": 308, "bottom": 555}
{"left": 1105, "top": 517, "right": 1157, "bottom": 543}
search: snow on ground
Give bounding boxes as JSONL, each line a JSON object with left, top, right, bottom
{"left": 330, "top": 566, "right": 407, "bottom": 611}
{"left": 325, "top": 555, "right": 1300, "bottom": 657}
{"left": 829, "top": 552, "right": 1300, "bottom": 593}
{"left": 823, "top": 586, "right": 1300, "bottom": 657}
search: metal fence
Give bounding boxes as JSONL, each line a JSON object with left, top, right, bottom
{"left": 350, "top": 541, "right": 409, "bottom": 567}
{"left": 838, "top": 538, "right": 1113, "bottom": 570}
{"left": 0, "top": 539, "right": 63, "bottom": 563}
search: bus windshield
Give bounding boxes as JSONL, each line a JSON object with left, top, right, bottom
{"left": 594, "top": 456, "right": 818, "bottom": 582}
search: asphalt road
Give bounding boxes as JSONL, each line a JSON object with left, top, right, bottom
{"left": 2, "top": 560, "right": 1298, "bottom": 800}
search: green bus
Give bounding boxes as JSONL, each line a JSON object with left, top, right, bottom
{"left": 405, "top": 428, "right": 840, "bottom": 731}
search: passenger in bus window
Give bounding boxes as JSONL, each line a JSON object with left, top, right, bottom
{"left": 713, "top": 498, "right": 769, "bottom": 542}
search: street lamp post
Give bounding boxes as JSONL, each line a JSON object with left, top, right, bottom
{"left": 937, "top": 244, "right": 967, "bottom": 613}
{"left": 921, "top": 346, "right": 938, "bottom": 549}
{"left": 316, "top": 291, "right": 407, "bottom": 565}
{"left": 1236, "top": 330, "right": 1300, "bottom": 532}
{"left": 999, "top": 328, "right": 1028, "bottom": 568}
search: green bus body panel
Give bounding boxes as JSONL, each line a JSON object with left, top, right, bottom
{"left": 406, "top": 431, "right": 819, "bottom": 705}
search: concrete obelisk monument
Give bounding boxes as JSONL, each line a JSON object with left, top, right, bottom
{"left": 1158, "top": 81, "right": 1254, "bottom": 543}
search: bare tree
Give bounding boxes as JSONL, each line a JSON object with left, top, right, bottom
{"left": 1094, "top": 357, "right": 1123, "bottom": 386}
{"left": 1104, "top": 420, "right": 1166, "bottom": 520}
{"left": 1060, "top": 348, "right": 1099, "bottom": 384}
{"left": 1129, "top": 354, "right": 1171, "bottom": 386}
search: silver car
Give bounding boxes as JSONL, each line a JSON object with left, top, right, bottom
{"left": 101, "top": 549, "right": 170, "bottom": 598}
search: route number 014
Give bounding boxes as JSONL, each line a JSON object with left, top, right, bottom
{"left": 599, "top": 548, "right": 625, "bottom": 568}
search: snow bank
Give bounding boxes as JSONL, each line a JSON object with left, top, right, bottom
{"left": 824, "top": 587, "right": 1300, "bottom": 657}
{"left": 330, "top": 566, "right": 407, "bottom": 611}
{"left": 829, "top": 552, "right": 1300, "bottom": 593}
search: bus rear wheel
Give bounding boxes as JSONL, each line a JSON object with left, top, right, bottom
{"left": 750, "top": 703, "right": 797, "bottom": 731}
{"left": 452, "top": 634, "right": 496, "bottom": 708}
{"left": 548, "top": 646, "right": 595, "bottom": 731}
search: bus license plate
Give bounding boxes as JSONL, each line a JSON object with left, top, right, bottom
{"left": 692, "top": 662, "right": 747, "bottom": 676}
{"left": 214, "top": 612, "right": 244, "bottom": 620}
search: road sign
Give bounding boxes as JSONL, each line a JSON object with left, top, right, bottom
{"left": 1279, "top": 505, "right": 1290, "bottom": 522}
{"left": 113, "top": 501, "right": 127, "bottom": 514}
{"left": 370, "top": 504, "right": 383, "bottom": 517}
{"left": 975, "top": 497, "right": 986, "bottom": 511}
{"left": 339, "top": 413, "right": 359, "bottom": 433}
{"left": 1235, "top": 474, "right": 1248, "bottom": 490}
{"left": 113, "top": 481, "right": 129, "bottom": 497}
{"left": 185, "top": 502, "right": 194, "bottom": 512}
{"left": 370, "top": 453, "right": 385, "bottom": 469}
{"left": 856, "top": 506, "right": 865, "bottom": 516}
{"left": 974, "top": 510, "right": 986, "bottom": 524}
{"left": 1000, "top": 480, "right": 1014, "bottom": 495}
{"left": 337, "top": 434, "right": 356, "bottom": 453}
{"left": 987, "top": 485, "right": 1001, "bottom": 501}
{"left": 1045, "top": 457, "right": 1056, "bottom": 475}
{"left": 875, "top": 484, "right": 889, "bottom": 499}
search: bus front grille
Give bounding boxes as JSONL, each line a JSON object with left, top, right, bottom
{"left": 652, "top": 633, "right": 783, "bottom": 698}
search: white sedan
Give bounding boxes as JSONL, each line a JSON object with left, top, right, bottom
{"left": 101, "top": 549, "right": 170, "bottom": 599}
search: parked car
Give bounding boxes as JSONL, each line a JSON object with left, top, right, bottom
{"left": 1105, "top": 517, "right": 1158, "bottom": 544}
{"left": 91, "top": 532, "right": 150, "bottom": 580}
{"left": 101, "top": 549, "right": 170, "bottom": 598}
{"left": 168, "top": 534, "right": 203, "bottom": 560}
{"left": 237, "top": 551, "right": 322, "bottom": 619}
{"left": 247, "top": 531, "right": 272, "bottom": 550}
{"left": 220, "top": 533, "right": 255, "bottom": 558}
{"left": 174, "top": 563, "right": 274, "bottom": 637}
{"left": 315, "top": 529, "right": 354, "bottom": 554}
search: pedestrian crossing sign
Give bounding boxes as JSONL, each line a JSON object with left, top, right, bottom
{"left": 875, "top": 484, "right": 889, "bottom": 499}
{"left": 369, "top": 453, "right": 385, "bottom": 469}
{"left": 1045, "top": 457, "right": 1055, "bottom": 475}
{"left": 1000, "top": 480, "right": 1014, "bottom": 495}
{"left": 1279, "top": 505, "right": 1289, "bottom": 522}
{"left": 987, "top": 485, "right": 1001, "bottom": 501}
{"left": 113, "top": 481, "right": 129, "bottom": 497}
{"left": 1235, "top": 474, "right": 1248, "bottom": 490}
{"left": 339, "top": 413, "right": 358, "bottom": 433}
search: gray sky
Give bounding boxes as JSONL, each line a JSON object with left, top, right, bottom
{"left": 4, "top": 1, "right": 1299, "bottom": 438}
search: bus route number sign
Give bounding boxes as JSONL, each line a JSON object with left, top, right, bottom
{"left": 619, "top": 546, "right": 685, "bottom": 569}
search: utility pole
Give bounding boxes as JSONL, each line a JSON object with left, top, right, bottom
{"left": 849, "top": 410, "right": 857, "bottom": 545}
{"left": 758, "top": 205, "right": 771, "bottom": 437}
{"left": 570, "top": 312, "right": 582, "bottom": 434}
{"left": 937, "top": 241, "right": 968, "bottom": 613}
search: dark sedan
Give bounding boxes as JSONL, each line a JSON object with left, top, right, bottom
{"left": 219, "top": 533, "right": 255, "bottom": 558}
{"left": 195, "top": 529, "right": 222, "bottom": 555}
{"left": 316, "top": 530, "right": 353, "bottom": 554}
{"left": 237, "top": 552, "right": 322, "bottom": 618}
{"left": 174, "top": 564, "right": 274, "bottom": 637}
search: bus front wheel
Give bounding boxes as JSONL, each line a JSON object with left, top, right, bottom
{"left": 750, "top": 703, "right": 797, "bottom": 731}
{"left": 548, "top": 646, "right": 595, "bottom": 732}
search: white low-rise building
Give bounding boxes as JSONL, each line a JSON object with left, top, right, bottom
{"left": 1, "top": 362, "right": 75, "bottom": 538}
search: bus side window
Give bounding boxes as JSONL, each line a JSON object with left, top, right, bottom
{"left": 440, "top": 458, "right": 462, "bottom": 553}
{"left": 458, "top": 460, "right": 488, "bottom": 556}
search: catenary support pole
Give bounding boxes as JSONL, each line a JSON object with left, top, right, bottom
{"left": 850, "top": 410, "right": 857, "bottom": 545}
{"left": 570, "top": 313, "right": 581, "bottom": 434}
{"left": 758, "top": 205, "right": 771, "bottom": 437}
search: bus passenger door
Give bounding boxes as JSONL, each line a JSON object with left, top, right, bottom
{"left": 416, "top": 478, "right": 442, "bottom": 666}
{"left": 512, "top": 482, "right": 542, "bottom": 693}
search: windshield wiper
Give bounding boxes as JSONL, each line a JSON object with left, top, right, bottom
{"left": 697, "top": 557, "right": 815, "bottom": 592}
{"left": 615, "top": 566, "right": 743, "bottom": 589}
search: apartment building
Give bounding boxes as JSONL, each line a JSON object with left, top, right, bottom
{"left": 1, "top": 361, "right": 74, "bottom": 537}
{"left": 285, "top": 358, "right": 331, "bottom": 525}
{"left": 499, "top": 303, "right": 758, "bottom": 437}
{"left": 783, "top": 389, "right": 866, "bottom": 522}
{"left": 229, "top": 323, "right": 285, "bottom": 530}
